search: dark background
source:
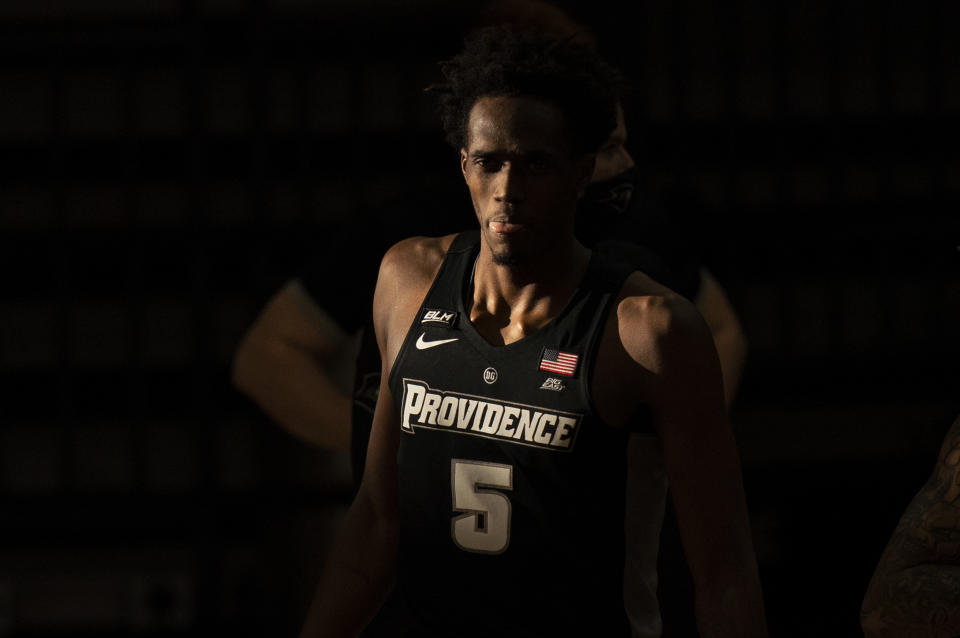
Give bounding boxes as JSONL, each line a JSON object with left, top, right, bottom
{"left": 1, "top": 0, "right": 958, "bottom": 636}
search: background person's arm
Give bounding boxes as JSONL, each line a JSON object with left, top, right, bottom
{"left": 231, "top": 279, "right": 361, "bottom": 451}
{"left": 861, "top": 414, "right": 960, "bottom": 638}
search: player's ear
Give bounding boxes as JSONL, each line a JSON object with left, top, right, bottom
{"left": 460, "top": 148, "right": 469, "bottom": 178}
{"left": 576, "top": 152, "right": 596, "bottom": 197}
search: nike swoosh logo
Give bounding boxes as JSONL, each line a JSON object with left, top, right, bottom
{"left": 416, "top": 333, "right": 459, "bottom": 350}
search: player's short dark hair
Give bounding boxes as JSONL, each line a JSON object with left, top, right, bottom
{"left": 433, "top": 25, "right": 622, "bottom": 155}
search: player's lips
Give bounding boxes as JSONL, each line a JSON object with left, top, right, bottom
{"left": 489, "top": 218, "right": 526, "bottom": 234}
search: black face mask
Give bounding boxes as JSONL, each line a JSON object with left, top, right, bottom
{"left": 581, "top": 165, "right": 639, "bottom": 217}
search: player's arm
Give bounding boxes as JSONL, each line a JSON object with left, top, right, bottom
{"left": 861, "top": 414, "right": 960, "bottom": 638}
{"left": 621, "top": 291, "right": 767, "bottom": 637}
{"left": 297, "top": 246, "right": 410, "bottom": 637}
{"left": 298, "top": 236, "right": 447, "bottom": 637}
{"left": 694, "top": 268, "right": 748, "bottom": 409}
{"left": 231, "top": 279, "right": 360, "bottom": 451}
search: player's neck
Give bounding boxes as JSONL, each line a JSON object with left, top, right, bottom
{"left": 469, "top": 240, "right": 590, "bottom": 343}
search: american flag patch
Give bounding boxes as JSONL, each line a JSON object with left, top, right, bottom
{"left": 539, "top": 348, "right": 579, "bottom": 377}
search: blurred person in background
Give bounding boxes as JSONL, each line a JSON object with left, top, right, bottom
{"left": 862, "top": 412, "right": 960, "bottom": 638}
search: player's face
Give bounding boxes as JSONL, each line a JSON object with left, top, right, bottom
{"left": 591, "top": 104, "right": 634, "bottom": 184}
{"left": 460, "top": 96, "right": 593, "bottom": 267}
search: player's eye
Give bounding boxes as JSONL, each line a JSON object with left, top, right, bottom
{"left": 475, "top": 158, "right": 502, "bottom": 172}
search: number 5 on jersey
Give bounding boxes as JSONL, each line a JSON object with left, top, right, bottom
{"left": 450, "top": 459, "right": 513, "bottom": 554}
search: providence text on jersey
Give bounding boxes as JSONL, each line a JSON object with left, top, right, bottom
{"left": 399, "top": 378, "right": 582, "bottom": 451}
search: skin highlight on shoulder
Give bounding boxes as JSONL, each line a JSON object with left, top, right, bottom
{"left": 591, "top": 269, "right": 725, "bottom": 429}
{"left": 376, "top": 235, "right": 456, "bottom": 311}
{"left": 379, "top": 234, "right": 455, "bottom": 282}
{"left": 374, "top": 234, "right": 459, "bottom": 373}
{"left": 614, "top": 271, "right": 705, "bottom": 371}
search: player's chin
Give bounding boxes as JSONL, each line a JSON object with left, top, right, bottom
{"left": 483, "top": 235, "right": 512, "bottom": 262}
{"left": 484, "top": 225, "right": 536, "bottom": 267}
{"left": 490, "top": 248, "right": 522, "bottom": 267}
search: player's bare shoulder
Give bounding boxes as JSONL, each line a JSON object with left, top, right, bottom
{"left": 376, "top": 235, "right": 454, "bottom": 298}
{"left": 614, "top": 271, "right": 711, "bottom": 372}
{"left": 593, "top": 271, "right": 717, "bottom": 426}
{"left": 373, "top": 234, "right": 458, "bottom": 365}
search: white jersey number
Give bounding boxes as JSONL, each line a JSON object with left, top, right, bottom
{"left": 450, "top": 459, "right": 513, "bottom": 554}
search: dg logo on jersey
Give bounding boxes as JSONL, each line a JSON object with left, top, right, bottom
{"left": 483, "top": 367, "right": 498, "bottom": 384}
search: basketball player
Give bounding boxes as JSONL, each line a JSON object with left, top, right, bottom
{"left": 298, "top": 26, "right": 766, "bottom": 637}
{"left": 233, "top": 5, "right": 749, "bottom": 636}
{"left": 861, "top": 413, "right": 960, "bottom": 637}
{"left": 230, "top": 2, "right": 747, "bottom": 461}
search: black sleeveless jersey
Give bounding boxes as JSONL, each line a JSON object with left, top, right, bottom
{"left": 347, "top": 173, "right": 695, "bottom": 488}
{"left": 385, "top": 231, "right": 644, "bottom": 637}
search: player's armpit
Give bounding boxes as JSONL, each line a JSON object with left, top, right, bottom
{"left": 694, "top": 268, "right": 748, "bottom": 409}
{"left": 620, "top": 294, "right": 768, "bottom": 637}
{"left": 862, "top": 414, "right": 960, "bottom": 638}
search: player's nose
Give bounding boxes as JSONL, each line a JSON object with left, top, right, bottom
{"left": 493, "top": 164, "right": 526, "bottom": 204}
